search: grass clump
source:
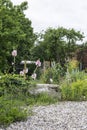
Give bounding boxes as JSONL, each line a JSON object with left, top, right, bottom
{"left": 25, "top": 92, "right": 59, "bottom": 106}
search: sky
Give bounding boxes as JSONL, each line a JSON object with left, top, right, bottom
{"left": 11, "top": 0, "right": 87, "bottom": 41}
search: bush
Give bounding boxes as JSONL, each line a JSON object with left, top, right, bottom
{"left": 0, "top": 74, "right": 30, "bottom": 97}
{"left": 68, "top": 59, "right": 79, "bottom": 73}
{"left": 61, "top": 79, "right": 87, "bottom": 101}
{"left": 69, "top": 70, "right": 87, "bottom": 82}
{"left": 0, "top": 97, "right": 27, "bottom": 127}
{"left": 41, "top": 63, "right": 64, "bottom": 83}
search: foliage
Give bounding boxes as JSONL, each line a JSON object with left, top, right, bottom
{"left": 68, "top": 59, "right": 79, "bottom": 73}
{"left": 61, "top": 78, "right": 87, "bottom": 101}
{"left": 0, "top": 73, "right": 59, "bottom": 127}
{"left": 65, "top": 62, "right": 87, "bottom": 82}
{"left": 25, "top": 92, "right": 58, "bottom": 106}
{"left": 69, "top": 70, "right": 87, "bottom": 82}
{"left": 76, "top": 43, "right": 87, "bottom": 71}
{"left": 31, "top": 27, "right": 84, "bottom": 65}
{"left": 0, "top": 74, "right": 30, "bottom": 97}
{"left": 0, "top": 97, "right": 27, "bottom": 127}
{"left": 0, "top": 0, "right": 36, "bottom": 72}
{"left": 0, "top": 92, "right": 58, "bottom": 127}
{"left": 41, "top": 63, "right": 65, "bottom": 83}
{"left": 60, "top": 69, "right": 87, "bottom": 101}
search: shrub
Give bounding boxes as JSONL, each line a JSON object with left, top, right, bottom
{"left": 0, "top": 74, "right": 30, "bottom": 98}
{"left": 68, "top": 59, "right": 79, "bottom": 73}
{"left": 69, "top": 70, "right": 87, "bottom": 82}
{"left": 41, "top": 63, "right": 65, "bottom": 84}
{"left": 0, "top": 97, "right": 27, "bottom": 127}
{"left": 61, "top": 79, "right": 87, "bottom": 101}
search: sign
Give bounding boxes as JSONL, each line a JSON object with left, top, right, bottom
{"left": 20, "top": 61, "right": 35, "bottom": 64}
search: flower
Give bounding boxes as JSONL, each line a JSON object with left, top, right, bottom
{"left": 20, "top": 71, "right": 24, "bottom": 76}
{"left": 35, "top": 59, "right": 41, "bottom": 67}
{"left": 12, "top": 50, "right": 17, "bottom": 57}
{"left": 23, "top": 68, "right": 28, "bottom": 74}
{"left": 50, "top": 78, "right": 53, "bottom": 83}
{"left": 12, "top": 62, "right": 14, "bottom": 65}
{"left": 31, "top": 73, "right": 37, "bottom": 80}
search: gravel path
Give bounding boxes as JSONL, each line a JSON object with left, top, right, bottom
{"left": 0, "top": 101, "right": 87, "bottom": 130}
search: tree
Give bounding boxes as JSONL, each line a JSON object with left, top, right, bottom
{"left": 0, "top": 0, "right": 36, "bottom": 72}
{"left": 65, "top": 28, "right": 84, "bottom": 58}
{"left": 31, "top": 27, "right": 84, "bottom": 66}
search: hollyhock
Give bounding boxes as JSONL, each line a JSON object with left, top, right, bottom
{"left": 12, "top": 50, "right": 17, "bottom": 57}
{"left": 31, "top": 73, "right": 37, "bottom": 80}
{"left": 20, "top": 71, "right": 24, "bottom": 76}
{"left": 23, "top": 68, "right": 28, "bottom": 74}
{"left": 35, "top": 59, "right": 41, "bottom": 67}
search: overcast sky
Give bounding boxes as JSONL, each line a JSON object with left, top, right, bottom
{"left": 11, "top": 0, "right": 87, "bottom": 41}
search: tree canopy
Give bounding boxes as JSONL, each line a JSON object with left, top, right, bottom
{"left": 0, "top": 0, "right": 36, "bottom": 72}
{"left": 31, "top": 27, "right": 84, "bottom": 65}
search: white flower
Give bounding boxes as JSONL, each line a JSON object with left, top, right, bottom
{"left": 12, "top": 62, "right": 14, "bottom": 65}
{"left": 50, "top": 78, "right": 53, "bottom": 83}
{"left": 12, "top": 50, "right": 17, "bottom": 57}
{"left": 23, "top": 68, "right": 28, "bottom": 73}
{"left": 0, "top": 76, "right": 1, "bottom": 79}
{"left": 31, "top": 73, "right": 37, "bottom": 80}
{"left": 20, "top": 71, "right": 24, "bottom": 76}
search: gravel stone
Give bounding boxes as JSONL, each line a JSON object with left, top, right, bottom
{"left": 0, "top": 101, "right": 87, "bottom": 130}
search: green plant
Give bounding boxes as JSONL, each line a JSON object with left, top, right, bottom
{"left": 0, "top": 73, "right": 59, "bottom": 128}
{"left": 25, "top": 92, "right": 58, "bottom": 106}
{"left": 41, "top": 63, "right": 64, "bottom": 84}
{"left": 68, "top": 59, "right": 79, "bottom": 73}
{"left": 61, "top": 79, "right": 87, "bottom": 101}
{"left": 0, "top": 98, "right": 28, "bottom": 127}
{"left": 71, "top": 71, "right": 87, "bottom": 81}
{"left": 65, "top": 70, "right": 87, "bottom": 83}
{"left": 0, "top": 74, "right": 31, "bottom": 98}
{"left": 41, "top": 68, "right": 53, "bottom": 83}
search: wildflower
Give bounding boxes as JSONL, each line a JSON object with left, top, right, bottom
{"left": 35, "top": 59, "right": 41, "bottom": 67}
{"left": 12, "top": 62, "right": 14, "bottom": 65}
{"left": 31, "top": 73, "right": 37, "bottom": 80}
{"left": 23, "top": 68, "right": 28, "bottom": 74}
{"left": 50, "top": 78, "right": 53, "bottom": 83}
{"left": 84, "top": 96, "right": 86, "bottom": 99}
{"left": 0, "top": 76, "right": 1, "bottom": 79}
{"left": 12, "top": 50, "right": 17, "bottom": 57}
{"left": 20, "top": 71, "right": 24, "bottom": 76}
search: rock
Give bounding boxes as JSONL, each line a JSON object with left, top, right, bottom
{"left": 29, "top": 84, "right": 60, "bottom": 94}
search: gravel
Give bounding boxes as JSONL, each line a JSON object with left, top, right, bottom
{"left": 0, "top": 101, "right": 87, "bottom": 130}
